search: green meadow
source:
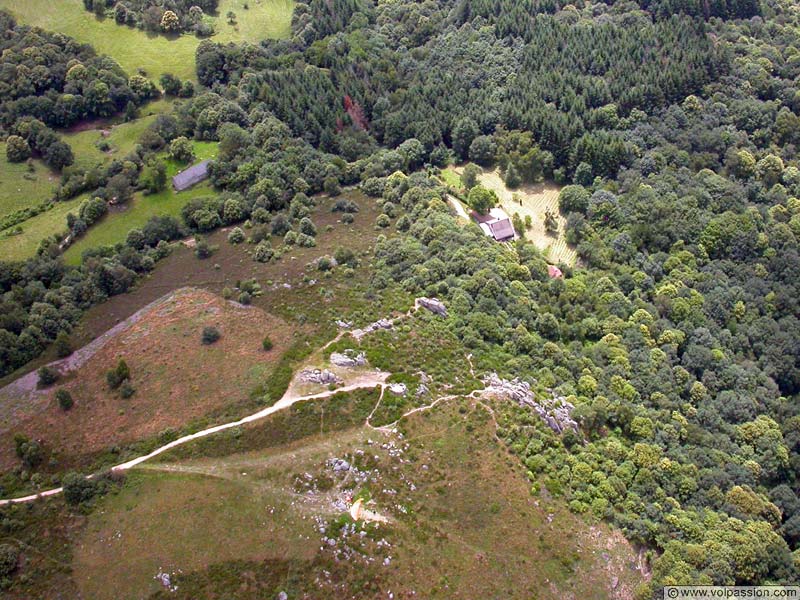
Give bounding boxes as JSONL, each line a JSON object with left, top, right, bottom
{"left": 62, "top": 142, "right": 219, "bottom": 265}
{"left": 0, "top": 0, "right": 294, "bottom": 83}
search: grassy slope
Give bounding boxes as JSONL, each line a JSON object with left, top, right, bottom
{"left": 62, "top": 141, "right": 218, "bottom": 265}
{"left": 0, "top": 0, "right": 294, "bottom": 83}
{"left": 69, "top": 397, "right": 641, "bottom": 600}
{"left": 0, "top": 197, "right": 82, "bottom": 261}
{"left": 0, "top": 143, "right": 59, "bottom": 218}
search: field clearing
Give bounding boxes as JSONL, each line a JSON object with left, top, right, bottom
{"left": 0, "top": 197, "right": 82, "bottom": 262}
{"left": 0, "top": 287, "right": 297, "bottom": 471}
{"left": 62, "top": 141, "right": 218, "bottom": 265}
{"left": 446, "top": 166, "right": 577, "bottom": 266}
{"left": 70, "top": 396, "right": 642, "bottom": 599}
{"left": 0, "top": 143, "right": 59, "bottom": 218}
{"left": 0, "top": 0, "right": 294, "bottom": 83}
{"left": 64, "top": 98, "right": 177, "bottom": 171}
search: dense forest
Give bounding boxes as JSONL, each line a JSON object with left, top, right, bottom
{"left": 1, "top": 0, "right": 800, "bottom": 594}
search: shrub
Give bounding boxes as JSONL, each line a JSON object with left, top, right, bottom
{"left": 227, "top": 227, "right": 245, "bottom": 244}
{"left": 299, "top": 217, "right": 317, "bottom": 236}
{"left": 262, "top": 336, "right": 273, "bottom": 351}
{"left": 341, "top": 213, "right": 355, "bottom": 224}
{"left": 271, "top": 215, "right": 291, "bottom": 236}
{"left": 332, "top": 199, "right": 359, "bottom": 213}
{"left": 376, "top": 214, "right": 391, "bottom": 228}
{"left": 253, "top": 241, "right": 274, "bottom": 262}
{"left": 195, "top": 237, "right": 213, "bottom": 259}
{"left": 13, "top": 434, "right": 43, "bottom": 469}
{"left": 396, "top": 215, "right": 411, "bottom": 231}
{"left": 317, "top": 256, "right": 333, "bottom": 271}
{"left": 119, "top": 381, "right": 136, "bottom": 399}
{"left": 334, "top": 247, "right": 357, "bottom": 267}
{"left": 238, "top": 291, "right": 252, "bottom": 305}
{"left": 106, "top": 359, "right": 130, "bottom": 390}
{"left": 0, "top": 544, "right": 19, "bottom": 577}
{"left": 201, "top": 326, "right": 221, "bottom": 345}
{"left": 283, "top": 230, "right": 298, "bottom": 245}
{"left": 324, "top": 176, "right": 341, "bottom": 196}
{"left": 296, "top": 233, "right": 317, "bottom": 247}
{"left": 37, "top": 366, "right": 58, "bottom": 387}
{"left": 56, "top": 389, "right": 74, "bottom": 411}
{"left": 54, "top": 331, "right": 73, "bottom": 358}
{"left": 5, "top": 135, "right": 30, "bottom": 163}
{"left": 62, "top": 472, "right": 102, "bottom": 506}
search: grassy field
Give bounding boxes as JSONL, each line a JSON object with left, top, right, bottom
{"left": 0, "top": 143, "right": 59, "bottom": 219}
{"left": 67, "top": 396, "right": 643, "bottom": 599}
{"left": 0, "top": 0, "right": 294, "bottom": 83}
{"left": 446, "top": 166, "right": 577, "bottom": 266}
{"left": 0, "top": 287, "right": 297, "bottom": 471}
{"left": 62, "top": 141, "right": 218, "bottom": 265}
{"left": 64, "top": 98, "right": 177, "bottom": 171}
{"left": 0, "top": 197, "right": 82, "bottom": 262}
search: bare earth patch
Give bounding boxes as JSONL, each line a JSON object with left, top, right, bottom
{"left": 0, "top": 287, "right": 296, "bottom": 470}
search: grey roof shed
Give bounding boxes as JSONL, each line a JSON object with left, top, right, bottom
{"left": 172, "top": 159, "right": 211, "bottom": 191}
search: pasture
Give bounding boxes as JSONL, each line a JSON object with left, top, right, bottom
{"left": 0, "top": 0, "right": 294, "bottom": 83}
{"left": 0, "top": 143, "right": 59, "bottom": 220}
{"left": 62, "top": 141, "right": 218, "bottom": 265}
{"left": 0, "top": 287, "right": 297, "bottom": 472}
{"left": 0, "top": 197, "right": 82, "bottom": 262}
{"left": 70, "top": 396, "right": 642, "bottom": 599}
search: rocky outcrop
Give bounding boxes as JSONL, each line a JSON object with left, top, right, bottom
{"left": 416, "top": 297, "right": 448, "bottom": 317}
{"left": 351, "top": 318, "right": 393, "bottom": 341}
{"left": 299, "top": 369, "right": 341, "bottom": 385}
{"left": 483, "top": 373, "right": 578, "bottom": 434}
{"left": 388, "top": 383, "right": 407, "bottom": 396}
{"left": 330, "top": 351, "right": 367, "bottom": 368}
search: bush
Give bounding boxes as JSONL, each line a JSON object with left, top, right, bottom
{"left": 299, "top": 217, "right": 317, "bottom": 236}
{"left": 106, "top": 359, "right": 130, "bottom": 390}
{"left": 253, "top": 240, "right": 274, "bottom": 262}
{"left": 0, "top": 544, "right": 19, "bottom": 577}
{"left": 56, "top": 389, "right": 74, "bottom": 411}
{"left": 238, "top": 291, "right": 251, "bottom": 305}
{"left": 195, "top": 237, "right": 213, "bottom": 259}
{"left": 62, "top": 472, "right": 106, "bottom": 506}
{"left": 283, "top": 230, "right": 298, "bottom": 245}
{"left": 13, "top": 434, "right": 43, "bottom": 469}
{"left": 119, "top": 381, "right": 136, "bottom": 399}
{"left": 37, "top": 366, "right": 59, "bottom": 387}
{"left": 341, "top": 213, "right": 355, "bottom": 224}
{"left": 201, "top": 326, "right": 221, "bottom": 345}
{"left": 54, "top": 331, "right": 73, "bottom": 358}
{"left": 271, "top": 215, "right": 292, "bottom": 236}
{"left": 334, "top": 247, "right": 357, "bottom": 267}
{"left": 296, "top": 233, "right": 316, "bottom": 247}
{"left": 5, "top": 135, "right": 30, "bottom": 163}
{"left": 262, "top": 336, "right": 273, "bottom": 351}
{"left": 376, "top": 214, "right": 391, "bottom": 228}
{"left": 227, "top": 227, "right": 245, "bottom": 244}
{"left": 332, "top": 199, "right": 359, "bottom": 213}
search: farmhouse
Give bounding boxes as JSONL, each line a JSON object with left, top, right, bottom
{"left": 476, "top": 207, "right": 515, "bottom": 242}
{"left": 172, "top": 159, "right": 211, "bottom": 191}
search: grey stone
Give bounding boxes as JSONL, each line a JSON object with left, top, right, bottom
{"left": 416, "top": 297, "right": 447, "bottom": 317}
{"left": 388, "top": 383, "right": 407, "bottom": 396}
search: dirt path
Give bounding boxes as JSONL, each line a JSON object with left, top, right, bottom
{"left": 0, "top": 298, "right": 443, "bottom": 505}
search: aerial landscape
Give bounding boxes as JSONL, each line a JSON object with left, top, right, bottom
{"left": 0, "top": 0, "right": 798, "bottom": 598}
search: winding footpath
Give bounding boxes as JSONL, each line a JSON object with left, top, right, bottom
{"left": 0, "top": 378, "right": 391, "bottom": 506}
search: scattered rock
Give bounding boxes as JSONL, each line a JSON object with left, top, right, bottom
{"left": 299, "top": 369, "right": 341, "bottom": 385}
{"left": 483, "top": 373, "right": 579, "bottom": 435}
{"left": 416, "top": 297, "right": 447, "bottom": 317}
{"left": 335, "top": 319, "right": 353, "bottom": 329}
{"left": 330, "top": 458, "right": 351, "bottom": 472}
{"left": 388, "top": 383, "right": 407, "bottom": 396}
{"left": 352, "top": 318, "right": 394, "bottom": 341}
{"left": 330, "top": 351, "right": 368, "bottom": 368}
{"left": 611, "top": 576, "right": 619, "bottom": 589}
{"left": 416, "top": 384, "right": 429, "bottom": 397}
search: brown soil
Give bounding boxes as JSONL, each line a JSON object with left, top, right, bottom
{"left": 0, "top": 287, "right": 296, "bottom": 470}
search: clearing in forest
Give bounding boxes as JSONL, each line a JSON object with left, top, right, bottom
{"left": 447, "top": 166, "right": 577, "bottom": 266}
{"left": 0, "top": 287, "right": 297, "bottom": 471}
{"left": 0, "top": 0, "right": 294, "bottom": 83}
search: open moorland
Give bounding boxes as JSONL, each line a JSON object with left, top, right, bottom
{"left": 0, "top": 287, "right": 297, "bottom": 471}
{"left": 0, "top": 0, "right": 294, "bottom": 82}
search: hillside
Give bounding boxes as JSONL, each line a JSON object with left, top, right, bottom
{"left": 0, "top": 0, "right": 798, "bottom": 597}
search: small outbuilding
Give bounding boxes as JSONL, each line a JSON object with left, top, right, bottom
{"left": 172, "top": 159, "right": 211, "bottom": 191}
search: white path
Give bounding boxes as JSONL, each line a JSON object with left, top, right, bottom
{"left": 0, "top": 378, "right": 390, "bottom": 506}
